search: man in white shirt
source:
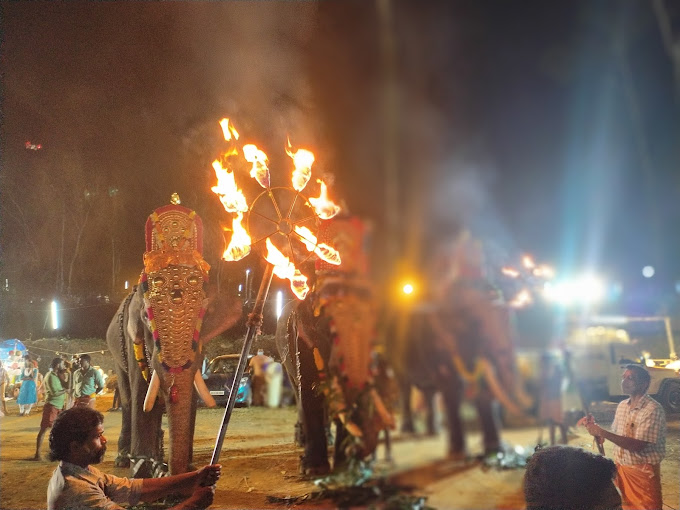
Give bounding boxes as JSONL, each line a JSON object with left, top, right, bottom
{"left": 47, "top": 406, "right": 221, "bottom": 510}
{"left": 581, "top": 364, "right": 666, "bottom": 510}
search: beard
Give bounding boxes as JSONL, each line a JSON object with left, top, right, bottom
{"left": 90, "top": 446, "right": 107, "bottom": 464}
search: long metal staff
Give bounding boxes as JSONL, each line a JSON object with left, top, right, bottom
{"left": 210, "top": 263, "right": 274, "bottom": 465}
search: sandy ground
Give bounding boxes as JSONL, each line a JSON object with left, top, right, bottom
{"left": 1, "top": 394, "right": 678, "bottom": 509}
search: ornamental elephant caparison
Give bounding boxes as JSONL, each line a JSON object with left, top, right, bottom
{"left": 105, "top": 204, "right": 242, "bottom": 477}
{"left": 275, "top": 283, "right": 395, "bottom": 476}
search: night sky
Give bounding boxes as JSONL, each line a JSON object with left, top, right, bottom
{"left": 2, "top": 1, "right": 680, "bottom": 314}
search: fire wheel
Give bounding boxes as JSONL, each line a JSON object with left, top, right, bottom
{"left": 246, "top": 186, "right": 321, "bottom": 267}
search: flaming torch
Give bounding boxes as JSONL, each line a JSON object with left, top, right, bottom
{"left": 209, "top": 119, "right": 341, "bottom": 464}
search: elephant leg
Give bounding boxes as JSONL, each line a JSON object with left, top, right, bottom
{"left": 295, "top": 338, "right": 330, "bottom": 476}
{"left": 129, "top": 358, "right": 164, "bottom": 478}
{"left": 475, "top": 388, "right": 502, "bottom": 455}
{"left": 332, "top": 418, "right": 349, "bottom": 471}
{"left": 115, "top": 368, "right": 132, "bottom": 468}
{"left": 423, "top": 386, "right": 437, "bottom": 436}
{"left": 439, "top": 374, "right": 466, "bottom": 458}
{"left": 399, "top": 380, "right": 415, "bottom": 434}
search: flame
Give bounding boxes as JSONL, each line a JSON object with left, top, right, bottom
{"left": 294, "top": 226, "right": 341, "bottom": 265}
{"left": 509, "top": 288, "right": 532, "bottom": 308}
{"left": 264, "top": 238, "right": 309, "bottom": 299}
{"left": 221, "top": 212, "right": 251, "bottom": 262}
{"left": 533, "top": 265, "right": 555, "bottom": 279}
{"left": 308, "top": 179, "right": 341, "bottom": 220}
{"left": 243, "top": 144, "right": 271, "bottom": 189}
{"left": 502, "top": 267, "right": 520, "bottom": 278}
{"left": 219, "top": 118, "right": 240, "bottom": 141}
{"left": 211, "top": 161, "right": 249, "bottom": 213}
{"left": 522, "top": 255, "right": 535, "bottom": 270}
{"left": 286, "top": 142, "right": 314, "bottom": 192}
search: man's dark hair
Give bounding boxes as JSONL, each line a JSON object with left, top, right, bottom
{"left": 79, "top": 354, "right": 92, "bottom": 363}
{"left": 524, "top": 446, "right": 617, "bottom": 510}
{"left": 48, "top": 407, "right": 104, "bottom": 462}
{"left": 50, "top": 357, "right": 63, "bottom": 370}
{"left": 625, "top": 363, "right": 651, "bottom": 392}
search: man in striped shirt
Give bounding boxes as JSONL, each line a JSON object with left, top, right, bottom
{"left": 581, "top": 364, "right": 666, "bottom": 510}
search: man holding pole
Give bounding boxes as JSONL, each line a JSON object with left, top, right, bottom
{"left": 580, "top": 364, "right": 666, "bottom": 510}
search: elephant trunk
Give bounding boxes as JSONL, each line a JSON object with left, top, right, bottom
{"left": 480, "top": 358, "right": 529, "bottom": 417}
{"left": 164, "top": 369, "right": 196, "bottom": 475}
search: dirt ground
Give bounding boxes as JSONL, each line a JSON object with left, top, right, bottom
{"left": 1, "top": 394, "right": 679, "bottom": 510}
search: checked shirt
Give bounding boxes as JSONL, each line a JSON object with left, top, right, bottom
{"left": 611, "top": 394, "right": 666, "bottom": 465}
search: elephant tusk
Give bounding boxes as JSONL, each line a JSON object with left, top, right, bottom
{"left": 143, "top": 371, "right": 160, "bottom": 412}
{"left": 480, "top": 358, "right": 524, "bottom": 417}
{"left": 370, "top": 388, "right": 395, "bottom": 429}
{"left": 194, "top": 371, "right": 216, "bottom": 408}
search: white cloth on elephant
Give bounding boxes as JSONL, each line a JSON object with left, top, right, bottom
{"left": 47, "top": 461, "right": 143, "bottom": 510}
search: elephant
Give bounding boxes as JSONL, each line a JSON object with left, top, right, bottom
{"left": 105, "top": 204, "right": 242, "bottom": 477}
{"left": 274, "top": 215, "right": 394, "bottom": 476}
{"left": 387, "top": 233, "right": 532, "bottom": 459}
{"left": 275, "top": 283, "right": 394, "bottom": 476}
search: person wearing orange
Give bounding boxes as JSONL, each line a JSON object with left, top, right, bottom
{"left": 580, "top": 364, "right": 665, "bottom": 510}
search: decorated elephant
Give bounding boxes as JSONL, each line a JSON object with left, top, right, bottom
{"left": 106, "top": 203, "right": 242, "bottom": 477}
{"left": 388, "top": 232, "right": 531, "bottom": 458}
{"left": 275, "top": 216, "right": 394, "bottom": 475}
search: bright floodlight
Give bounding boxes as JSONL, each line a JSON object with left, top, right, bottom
{"left": 276, "top": 290, "right": 283, "bottom": 319}
{"left": 51, "top": 300, "right": 59, "bottom": 330}
{"left": 642, "top": 266, "right": 655, "bottom": 278}
{"left": 543, "top": 275, "right": 605, "bottom": 305}
{"left": 402, "top": 283, "right": 414, "bottom": 295}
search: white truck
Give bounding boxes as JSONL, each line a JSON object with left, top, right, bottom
{"left": 566, "top": 315, "right": 680, "bottom": 413}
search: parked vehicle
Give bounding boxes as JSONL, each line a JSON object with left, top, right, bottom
{"left": 200, "top": 354, "right": 252, "bottom": 407}
{"left": 566, "top": 315, "right": 680, "bottom": 413}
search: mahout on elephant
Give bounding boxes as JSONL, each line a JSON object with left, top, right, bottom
{"left": 106, "top": 203, "right": 242, "bottom": 477}
{"left": 387, "top": 231, "right": 532, "bottom": 459}
{"left": 275, "top": 216, "right": 395, "bottom": 476}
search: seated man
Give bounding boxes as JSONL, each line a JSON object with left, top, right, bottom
{"left": 524, "top": 445, "right": 622, "bottom": 510}
{"left": 47, "top": 406, "right": 221, "bottom": 510}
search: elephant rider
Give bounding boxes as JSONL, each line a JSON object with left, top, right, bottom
{"left": 73, "top": 354, "right": 104, "bottom": 408}
{"left": 248, "top": 349, "right": 273, "bottom": 406}
{"left": 47, "top": 406, "right": 221, "bottom": 510}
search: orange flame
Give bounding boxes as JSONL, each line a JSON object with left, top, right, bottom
{"left": 294, "top": 226, "right": 341, "bottom": 265}
{"left": 243, "top": 144, "right": 270, "bottom": 189}
{"left": 308, "top": 179, "right": 341, "bottom": 220}
{"left": 502, "top": 267, "right": 520, "bottom": 278}
{"left": 211, "top": 161, "right": 249, "bottom": 213}
{"left": 264, "top": 238, "right": 309, "bottom": 299}
{"left": 219, "top": 118, "right": 240, "bottom": 142}
{"left": 522, "top": 255, "right": 535, "bottom": 270}
{"left": 222, "top": 212, "right": 251, "bottom": 262}
{"left": 286, "top": 142, "right": 314, "bottom": 192}
{"left": 509, "top": 288, "right": 532, "bottom": 308}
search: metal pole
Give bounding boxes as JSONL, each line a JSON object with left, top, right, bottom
{"left": 210, "top": 263, "right": 275, "bottom": 465}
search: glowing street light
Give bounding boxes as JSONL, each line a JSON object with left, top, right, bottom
{"left": 542, "top": 275, "right": 605, "bottom": 306}
{"left": 642, "top": 266, "right": 655, "bottom": 278}
{"left": 51, "top": 300, "right": 59, "bottom": 330}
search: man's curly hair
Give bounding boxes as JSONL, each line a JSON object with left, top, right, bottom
{"left": 524, "top": 446, "right": 618, "bottom": 510}
{"left": 48, "top": 407, "right": 104, "bottom": 462}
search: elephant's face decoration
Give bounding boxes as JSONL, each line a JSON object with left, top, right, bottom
{"left": 139, "top": 205, "right": 216, "bottom": 474}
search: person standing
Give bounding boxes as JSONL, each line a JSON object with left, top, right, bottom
{"left": 580, "top": 364, "right": 666, "bottom": 510}
{"left": 73, "top": 354, "right": 104, "bottom": 408}
{"left": 47, "top": 406, "right": 220, "bottom": 510}
{"left": 33, "top": 357, "right": 68, "bottom": 460}
{"left": 0, "top": 361, "right": 9, "bottom": 416}
{"left": 537, "top": 350, "right": 568, "bottom": 445}
{"left": 17, "top": 354, "right": 38, "bottom": 416}
{"left": 248, "top": 349, "right": 272, "bottom": 406}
